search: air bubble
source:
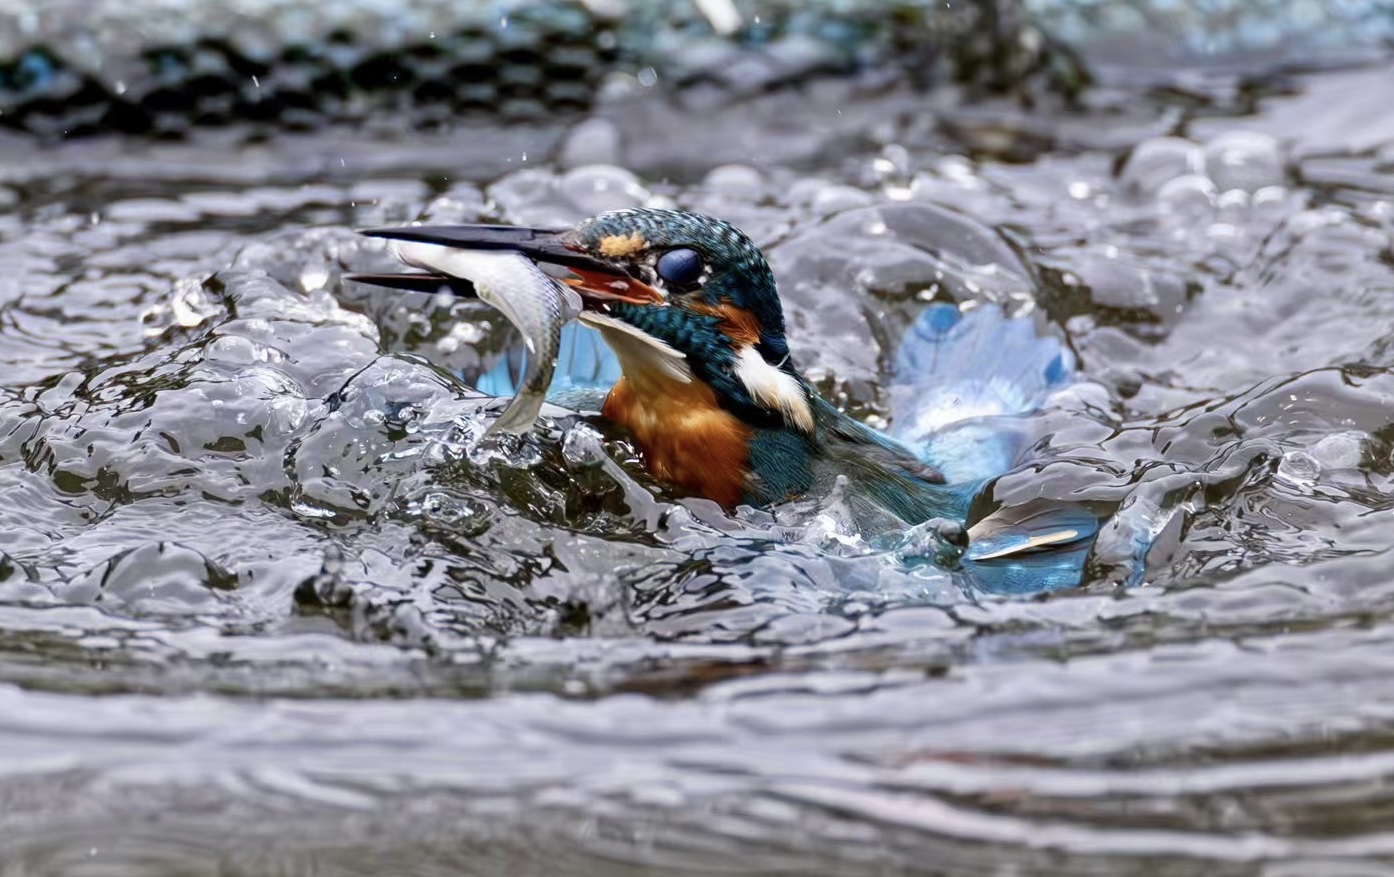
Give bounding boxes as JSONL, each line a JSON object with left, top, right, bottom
{"left": 1119, "top": 137, "right": 1205, "bottom": 199}
{"left": 1156, "top": 174, "right": 1218, "bottom": 217}
{"left": 1204, "top": 130, "right": 1284, "bottom": 193}
{"left": 1276, "top": 450, "right": 1321, "bottom": 485}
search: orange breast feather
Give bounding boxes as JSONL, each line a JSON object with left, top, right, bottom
{"left": 603, "top": 374, "right": 751, "bottom": 508}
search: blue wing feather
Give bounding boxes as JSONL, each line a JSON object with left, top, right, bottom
{"left": 964, "top": 502, "right": 1099, "bottom": 562}
{"left": 961, "top": 539, "right": 1095, "bottom": 595}
{"left": 961, "top": 501, "right": 1100, "bottom": 594}
{"left": 886, "top": 304, "right": 1111, "bottom": 593}
{"left": 889, "top": 303, "right": 1074, "bottom": 483}
{"left": 475, "top": 323, "right": 620, "bottom": 412}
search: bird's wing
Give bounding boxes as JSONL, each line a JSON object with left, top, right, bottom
{"left": 889, "top": 303, "right": 1074, "bottom": 483}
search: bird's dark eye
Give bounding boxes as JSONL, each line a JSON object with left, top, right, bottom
{"left": 656, "top": 247, "right": 704, "bottom": 288}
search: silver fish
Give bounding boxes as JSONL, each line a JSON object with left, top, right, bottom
{"left": 393, "top": 241, "right": 582, "bottom": 437}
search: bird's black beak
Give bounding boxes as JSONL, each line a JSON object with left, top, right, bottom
{"left": 348, "top": 223, "right": 663, "bottom": 305}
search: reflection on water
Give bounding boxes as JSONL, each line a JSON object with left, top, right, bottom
{"left": 2, "top": 30, "right": 1394, "bottom": 877}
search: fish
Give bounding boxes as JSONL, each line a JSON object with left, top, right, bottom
{"left": 391, "top": 242, "right": 582, "bottom": 437}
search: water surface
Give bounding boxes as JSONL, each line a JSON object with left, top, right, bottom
{"left": 2, "top": 32, "right": 1394, "bottom": 876}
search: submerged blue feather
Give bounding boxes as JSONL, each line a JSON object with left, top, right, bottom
{"left": 476, "top": 323, "right": 621, "bottom": 412}
{"left": 962, "top": 538, "right": 1095, "bottom": 595}
{"left": 965, "top": 503, "right": 1099, "bottom": 563}
{"left": 883, "top": 304, "right": 1106, "bottom": 593}
{"left": 889, "top": 303, "right": 1073, "bottom": 483}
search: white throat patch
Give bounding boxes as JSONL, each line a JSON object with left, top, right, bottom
{"left": 734, "top": 346, "right": 814, "bottom": 433}
{"left": 579, "top": 310, "right": 693, "bottom": 385}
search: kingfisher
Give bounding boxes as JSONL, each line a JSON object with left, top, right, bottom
{"left": 351, "top": 208, "right": 1100, "bottom": 593}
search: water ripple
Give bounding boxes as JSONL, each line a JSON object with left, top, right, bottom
{"left": 2, "top": 56, "right": 1394, "bottom": 875}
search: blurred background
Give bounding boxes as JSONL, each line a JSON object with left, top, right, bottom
{"left": 2, "top": 1, "right": 1394, "bottom": 874}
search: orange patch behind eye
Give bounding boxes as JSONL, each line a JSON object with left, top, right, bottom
{"left": 688, "top": 302, "right": 761, "bottom": 346}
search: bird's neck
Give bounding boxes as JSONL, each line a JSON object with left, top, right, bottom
{"left": 602, "top": 370, "right": 752, "bottom": 508}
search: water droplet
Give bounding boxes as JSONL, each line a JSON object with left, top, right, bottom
{"left": 169, "top": 276, "right": 220, "bottom": 328}
{"left": 1310, "top": 431, "right": 1367, "bottom": 470}
{"left": 299, "top": 260, "right": 330, "bottom": 292}
{"left": 872, "top": 144, "right": 914, "bottom": 201}
{"left": 562, "top": 424, "right": 609, "bottom": 468}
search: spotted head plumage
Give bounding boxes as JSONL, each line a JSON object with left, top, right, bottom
{"left": 572, "top": 209, "right": 790, "bottom": 364}
{"left": 563, "top": 208, "right": 812, "bottom": 434}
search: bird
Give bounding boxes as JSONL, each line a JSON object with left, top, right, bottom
{"left": 351, "top": 207, "right": 1100, "bottom": 593}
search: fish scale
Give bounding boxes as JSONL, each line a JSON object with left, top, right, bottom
{"left": 393, "top": 242, "right": 582, "bottom": 437}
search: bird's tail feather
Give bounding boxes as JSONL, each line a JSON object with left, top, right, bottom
{"left": 889, "top": 303, "right": 1073, "bottom": 483}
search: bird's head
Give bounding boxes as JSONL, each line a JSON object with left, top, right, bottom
{"left": 356, "top": 208, "right": 813, "bottom": 434}
{"left": 568, "top": 207, "right": 789, "bottom": 362}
